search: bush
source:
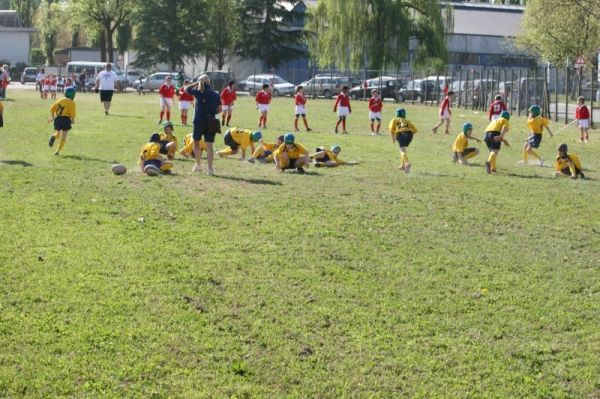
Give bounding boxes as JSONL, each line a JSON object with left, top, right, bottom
{"left": 30, "top": 48, "right": 45, "bottom": 67}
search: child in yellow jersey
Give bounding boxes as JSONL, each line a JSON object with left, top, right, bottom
{"left": 311, "top": 145, "right": 346, "bottom": 167}
{"left": 554, "top": 143, "right": 585, "bottom": 179}
{"left": 216, "top": 127, "right": 262, "bottom": 160}
{"left": 180, "top": 133, "right": 207, "bottom": 159}
{"left": 483, "top": 111, "right": 510, "bottom": 174}
{"left": 388, "top": 108, "right": 417, "bottom": 173}
{"left": 452, "top": 122, "right": 481, "bottom": 165}
{"left": 139, "top": 133, "right": 174, "bottom": 175}
{"left": 0, "top": 100, "right": 4, "bottom": 127}
{"left": 48, "top": 86, "right": 76, "bottom": 155}
{"left": 520, "top": 105, "right": 553, "bottom": 166}
{"left": 248, "top": 135, "right": 283, "bottom": 163}
{"left": 159, "top": 121, "right": 179, "bottom": 160}
{"left": 273, "top": 133, "right": 310, "bottom": 174}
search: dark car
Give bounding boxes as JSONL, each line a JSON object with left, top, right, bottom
{"left": 21, "top": 67, "right": 38, "bottom": 84}
{"left": 349, "top": 76, "right": 404, "bottom": 100}
{"left": 193, "top": 70, "right": 235, "bottom": 92}
{"left": 398, "top": 79, "right": 437, "bottom": 102}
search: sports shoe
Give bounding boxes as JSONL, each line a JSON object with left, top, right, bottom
{"left": 104, "top": 110, "right": 109, "bottom": 116}
{"left": 517, "top": 160, "right": 528, "bottom": 166}
{"left": 192, "top": 164, "right": 202, "bottom": 173}
{"left": 485, "top": 161, "right": 492, "bottom": 174}
{"left": 343, "top": 131, "right": 349, "bottom": 135}
{"left": 314, "top": 163, "right": 322, "bottom": 168}
{"left": 404, "top": 163, "right": 411, "bottom": 174}
{"left": 207, "top": 169, "right": 214, "bottom": 176}
{"left": 306, "top": 128, "right": 312, "bottom": 132}
{"left": 54, "top": 150, "right": 60, "bottom": 156}
{"left": 538, "top": 158, "right": 544, "bottom": 167}
{"left": 296, "top": 167, "right": 305, "bottom": 174}
{"left": 48, "top": 136, "right": 55, "bottom": 147}
{"left": 258, "top": 158, "right": 267, "bottom": 164}
{"left": 247, "top": 158, "right": 255, "bottom": 164}
{"left": 295, "top": 128, "right": 300, "bottom": 132}
{"left": 334, "top": 128, "right": 338, "bottom": 134}
{"left": 399, "top": 164, "right": 405, "bottom": 171}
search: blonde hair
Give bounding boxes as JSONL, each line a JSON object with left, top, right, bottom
{"left": 197, "top": 74, "right": 210, "bottom": 92}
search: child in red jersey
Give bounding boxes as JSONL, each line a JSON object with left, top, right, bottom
{"left": 256, "top": 83, "right": 272, "bottom": 128}
{"left": 49, "top": 74, "right": 58, "bottom": 100}
{"left": 368, "top": 89, "right": 383, "bottom": 135}
{"left": 42, "top": 76, "right": 50, "bottom": 99}
{"left": 575, "top": 96, "right": 590, "bottom": 143}
{"left": 158, "top": 75, "right": 175, "bottom": 124}
{"left": 333, "top": 86, "right": 351, "bottom": 134}
{"left": 432, "top": 91, "right": 454, "bottom": 134}
{"left": 488, "top": 95, "right": 507, "bottom": 121}
{"left": 176, "top": 79, "right": 194, "bottom": 126}
{"left": 294, "top": 85, "right": 311, "bottom": 132}
{"left": 220, "top": 80, "right": 237, "bottom": 126}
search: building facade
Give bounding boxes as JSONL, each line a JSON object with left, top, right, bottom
{"left": 0, "top": 11, "right": 35, "bottom": 65}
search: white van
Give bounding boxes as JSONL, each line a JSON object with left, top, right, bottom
{"left": 66, "top": 62, "right": 126, "bottom": 91}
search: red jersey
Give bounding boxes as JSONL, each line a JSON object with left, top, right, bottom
{"left": 295, "top": 92, "right": 306, "bottom": 106}
{"left": 576, "top": 105, "right": 590, "bottom": 120}
{"left": 159, "top": 84, "right": 175, "bottom": 98}
{"left": 177, "top": 87, "right": 194, "bottom": 102}
{"left": 220, "top": 87, "right": 237, "bottom": 106}
{"left": 440, "top": 96, "right": 451, "bottom": 114}
{"left": 488, "top": 100, "right": 507, "bottom": 120}
{"left": 368, "top": 97, "right": 382, "bottom": 112}
{"left": 50, "top": 77, "right": 57, "bottom": 86}
{"left": 334, "top": 93, "right": 351, "bottom": 112}
{"left": 255, "top": 90, "right": 271, "bottom": 105}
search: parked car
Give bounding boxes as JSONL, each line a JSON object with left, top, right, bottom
{"left": 349, "top": 76, "right": 404, "bottom": 100}
{"left": 581, "top": 82, "right": 600, "bottom": 102}
{"left": 301, "top": 76, "right": 361, "bottom": 99}
{"left": 511, "top": 77, "right": 545, "bottom": 109}
{"left": 21, "top": 67, "right": 38, "bottom": 84}
{"left": 398, "top": 79, "right": 437, "bottom": 102}
{"left": 194, "top": 70, "right": 235, "bottom": 92}
{"left": 134, "top": 72, "right": 183, "bottom": 92}
{"left": 243, "top": 74, "right": 294, "bottom": 97}
{"left": 124, "top": 70, "right": 142, "bottom": 86}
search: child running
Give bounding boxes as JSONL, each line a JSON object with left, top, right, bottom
{"left": 575, "top": 96, "right": 590, "bottom": 143}
{"left": 48, "top": 86, "right": 76, "bottom": 156}
{"left": 554, "top": 143, "right": 585, "bottom": 179}
{"left": 158, "top": 75, "right": 175, "bottom": 124}
{"left": 520, "top": 104, "right": 553, "bottom": 166}
{"left": 180, "top": 133, "right": 207, "bottom": 159}
{"left": 311, "top": 145, "right": 346, "bottom": 167}
{"left": 368, "top": 89, "right": 383, "bottom": 135}
{"left": 388, "top": 108, "right": 418, "bottom": 173}
{"left": 273, "top": 133, "right": 310, "bottom": 173}
{"left": 432, "top": 91, "right": 454, "bottom": 134}
{"left": 159, "top": 121, "right": 179, "bottom": 160}
{"left": 483, "top": 111, "right": 510, "bottom": 174}
{"left": 139, "top": 133, "right": 174, "bottom": 175}
{"left": 452, "top": 122, "right": 481, "bottom": 165}
{"left": 294, "top": 85, "right": 311, "bottom": 132}
{"left": 220, "top": 81, "right": 237, "bottom": 126}
{"left": 488, "top": 95, "right": 507, "bottom": 121}
{"left": 177, "top": 79, "right": 194, "bottom": 126}
{"left": 248, "top": 135, "right": 284, "bottom": 163}
{"left": 333, "top": 86, "right": 351, "bottom": 134}
{"left": 216, "top": 127, "right": 262, "bottom": 160}
{"left": 256, "top": 83, "right": 271, "bottom": 129}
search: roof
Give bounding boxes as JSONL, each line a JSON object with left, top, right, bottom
{"left": 449, "top": 5, "right": 524, "bottom": 37}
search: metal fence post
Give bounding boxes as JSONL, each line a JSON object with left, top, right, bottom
{"left": 565, "top": 65, "right": 569, "bottom": 124}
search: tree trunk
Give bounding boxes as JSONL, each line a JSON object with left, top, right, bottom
{"left": 99, "top": 30, "right": 107, "bottom": 62}
{"left": 204, "top": 56, "right": 210, "bottom": 71}
{"left": 106, "top": 23, "right": 114, "bottom": 62}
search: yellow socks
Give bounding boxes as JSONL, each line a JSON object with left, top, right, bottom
{"left": 400, "top": 152, "right": 409, "bottom": 166}
{"left": 488, "top": 152, "right": 497, "bottom": 170}
{"left": 464, "top": 151, "right": 477, "bottom": 160}
{"left": 529, "top": 149, "right": 541, "bottom": 161}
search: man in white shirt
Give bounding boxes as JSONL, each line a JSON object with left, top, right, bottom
{"left": 95, "top": 63, "right": 117, "bottom": 115}
{"left": 36, "top": 68, "right": 46, "bottom": 99}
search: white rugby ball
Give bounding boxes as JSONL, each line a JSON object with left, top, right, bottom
{"left": 144, "top": 164, "right": 161, "bottom": 176}
{"left": 111, "top": 163, "right": 127, "bottom": 175}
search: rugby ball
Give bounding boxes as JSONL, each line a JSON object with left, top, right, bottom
{"left": 144, "top": 164, "right": 161, "bottom": 176}
{"left": 111, "top": 163, "right": 127, "bottom": 175}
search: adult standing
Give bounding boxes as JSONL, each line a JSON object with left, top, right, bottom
{"left": 0, "top": 65, "right": 10, "bottom": 99}
{"left": 78, "top": 69, "right": 88, "bottom": 93}
{"left": 36, "top": 68, "right": 46, "bottom": 99}
{"left": 94, "top": 63, "right": 117, "bottom": 115}
{"left": 185, "top": 74, "right": 221, "bottom": 175}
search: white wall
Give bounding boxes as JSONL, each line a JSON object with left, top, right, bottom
{"left": 0, "top": 30, "right": 31, "bottom": 64}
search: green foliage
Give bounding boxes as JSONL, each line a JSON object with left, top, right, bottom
{"left": 36, "top": 0, "right": 61, "bottom": 65}
{"left": 518, "top": 0, "right": 600, "bottom": 66}
{"left": 308, "top": 0, "right": 447, "bottom": 70}
{"left": 116, "top": 21, "right": 132, "bottom": 53}
{"left": 9, "top": 0, "right": 41, "bottom": 27}
{"left": 236, "top": 0, "right": 306, "bottom": 69}
{"left": 132, "top": 0, "right": 207, "bottom": 70}
{"left": 204, "top": 0, "right": 238, "bottom": 69}
{"left": 30, "top": 48, "right": 45, "bottom": 66}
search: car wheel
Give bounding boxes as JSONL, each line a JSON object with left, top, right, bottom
{"left": 248, "top": 88, "right": 255, "bottom": 96}
{"left": 323, "top": 89, "right": 331, "bottom": 99}
{"left": 416, "top": 95, "right": 422, "bottom": 103}
{"left": 351, "top": 92, "right": 358, "bottom": 100}
{"left": 397, "top": 94, "right": 405, "bottom": 102}
{"left": 273, "top": 89, "right": 279, "bottom": 97}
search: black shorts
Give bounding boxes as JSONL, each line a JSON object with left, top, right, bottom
{"left": 295, "top": 113, "right": 306, "bottom": 117}
{"left": 560, "top": 167, "right": 583, "bottom": 176}
{"left": 461, "top": 147, "right": 477, "bottom": 157}
{"left": 284, "top": 158, "right": 297, "bottom": 169}
{"left": 193, "top": 121, "right": 216, "bottom": 143}
{"left": 0, "top": 113, "right": 3, "bottom": 127}
{"left": 224, "top": 131, "right": 239, "bottom": 151}
{"left": 143, "top": 159, "right": 162, "bottom": 168}
{"left": 484, "top": 132, "right": 502, "bottom": 151}
{"left": 318, "top": 154, "right": 330, "bottom": 163}
{"left": 396, "top": 132, "right": 413, "bottom": 147}
{"left": 159, "top": 141, "right": 172, "bottom": 154}
{"left": 100, "top": 90, "right": 114, "bottom": 102}
{"left": 54, "top": 116, "right": 72, "bottom": 131}
{"left": 527, "top": 134, "right": 542, "bottom": 148}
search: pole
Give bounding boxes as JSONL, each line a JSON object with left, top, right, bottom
{"left": 565, "top": 65, "right": 569, "bottom": 124}
{"left": 554, "top": 66, "right": 558, "bottom": 122}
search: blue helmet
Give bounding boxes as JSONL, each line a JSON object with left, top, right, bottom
{"left": 396, "top": 108, "right": 406, "bottom": 118}
{"left": 501, "top": 111, "right": 510, "bottom": 120}
{"left": 529, "top": 105, "right": 541, "bottom": 117}
{"left": 462, "top": 122, "right": 473, "bottom": 134}
{"left": 331, "top": 145, "right": 341, "bottom": 154}
{"left": 162, "top": 121, "right": 174, "bottom": 130}
{"left": 251, "top": 131, "right": 262, "bottom": 142}
{"left": 284, "top": 133, "right": 295, "bottom": 144}
{"left": 65, "top": 86, "right": 76, "bottom": 99}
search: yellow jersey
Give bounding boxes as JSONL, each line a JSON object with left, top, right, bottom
{"left": 260, "top": 142, "right": 278, "bottom": 152}
{"left": 452, "top": 133, "right": 471, "bottom": 153}
{"left": 229, "top": 127, "right": 253, "bottom": 149}
{"left": 323, "top": 149, "right": 345, "bottom": 164}
{"left": 139, "top": 142, "right": 161, "bottom": 163}
{"left": 273, "top": 143, "right": 308, "bottom": 160}
{"left": 160, "top": 132, "right": 179, "bottom": 148}
{"left": 50, "top": 98, "right": 76, "bottom": 119}
{"left": 485, "top": 118, "right": 509, "bottom": 133}
{"left": 182, "top": 133, "right": 207, "bottom": 156}
{"left": 0, "top": 101, "right": 4, "bottom": 113}
{"left": 555, "top": 153, "right": 582, "bottom": 171}
{"left": 526, "top": 116, "right": 549, "bottom": 134}
{"left": 388, "top": 117, "right": 417, "bottom": 137}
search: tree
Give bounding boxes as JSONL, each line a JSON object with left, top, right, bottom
{"left": 236, "top": 0, "right": 306, "bottom": 69}
{"left": 10, "top": 0, "right": 42, "bottom": 27}
{"left": 204, "top": 0, "right": 238, "bottom": 70}
{"left": 36, "top": 0, "right": 61, "bottom": 64}
{"left": 132, "top": 0, "right": 207, "bottom": 71}
{"left": 308, "top": 0, "right": 447, "bottom": 71}
{"left": 70, "top": 0, "right": 135, "bottom": 62}
{"left": 518, "top": 0, "right": 600, "bottom": 66}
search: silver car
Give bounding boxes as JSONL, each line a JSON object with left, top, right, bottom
{"left": 134, "top": 72, "right": 180, "bottom": 91}
{"left": 243, "top": 74, "right": 294, "bottom": 97}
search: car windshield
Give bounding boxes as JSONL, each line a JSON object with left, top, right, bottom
{"left": 269, "top": 77, "right": 286, "bottom": 84}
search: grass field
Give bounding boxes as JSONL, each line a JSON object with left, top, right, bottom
{"left": 1, "top": 89, "right": 600, "bottom": 398}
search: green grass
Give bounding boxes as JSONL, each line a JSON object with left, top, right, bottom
{"left": 1, "top": 90, "right": 600, "bottom": 398}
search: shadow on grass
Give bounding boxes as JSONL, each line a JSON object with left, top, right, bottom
{"left": 505, "top": 172, "right": 555, "bottom": 180}
{"left": 0, "top": 159, "right": 33, "bottom": 167}
{"left": 213, "top": 174, "right": 283, "bottom": 186}
{"left": 62, "top": 155, "right": 116, "bottom": 164}
{"left": 105, "top": 114, "right": 145, "bottom": 119}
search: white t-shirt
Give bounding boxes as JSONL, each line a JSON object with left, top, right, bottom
{"left": 36, "top": 72, "right": 45, "bottom": 83}
{"left": 96, "top": 70, "right": 117, "bottom": 91}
